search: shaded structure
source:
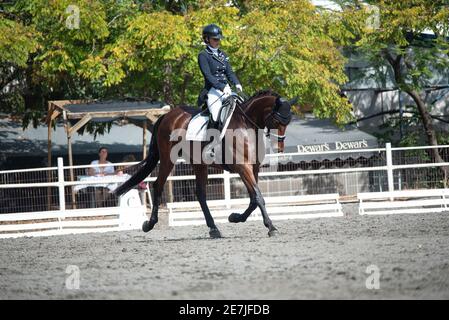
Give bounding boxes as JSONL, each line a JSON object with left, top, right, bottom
{"left": 46, "top": 100, "right": 171, "bottom": 167}
{"left": 283, "top": 114, "right": 379, "bottom": 159}
{"left": 46, "top": 99, "right": 171, "bottom": 208}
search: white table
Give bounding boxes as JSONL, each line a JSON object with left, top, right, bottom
{"left": 74, "top": 174, "right": 131, "bottom": 208}
{"left": 74, "top": 174, "right": 131, "bottom": 192}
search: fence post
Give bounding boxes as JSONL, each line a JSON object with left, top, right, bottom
{"left": 57, "top": 157, "right": 66, "bottom": 229}
{"left": 386, "top": 143, "right": 394, "bottom": 192}
{"left": 224, "top": 170, "right": 231, "bottom": 209}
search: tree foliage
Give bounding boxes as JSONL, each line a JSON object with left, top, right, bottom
{"left": 0, "top": 0, "right": 355, "bottom": 128}
{"left": 338, "top": 0, "right": 449, "bottom": 169}
{"left": 0, "top": 15, "right": 38, "bottom": 118}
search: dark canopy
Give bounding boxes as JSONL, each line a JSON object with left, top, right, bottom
{"left": 281, "top": 115, "right": 379, "bottom": 161}
{"left": 63, "top": 100, "right": 169, "bottom": 123}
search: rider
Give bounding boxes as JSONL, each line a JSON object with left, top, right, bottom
{"left": 198, "top": 24, "right": 242, "bottom": 131}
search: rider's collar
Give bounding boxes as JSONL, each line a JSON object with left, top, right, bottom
{"left": 206, "top": 46, "right": 222, "bottom": 57}
{"left": 207, "top": 45, "right": 219, "bottom": 56}
{"left": 206, "top": 46, "right": 226, "bottom": 65}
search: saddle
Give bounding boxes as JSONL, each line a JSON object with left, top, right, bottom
{"left": 207, "top": 95, "right": 241, "bottom": 132}
{"left": 194, "top": 87, "right": 248, "bottom": 140}
{"left": 186, "top": 92, "right": 245, "bottom": 142}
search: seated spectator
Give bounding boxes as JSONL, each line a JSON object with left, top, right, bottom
{"left": 86, "top": 147, "right": 116, "bottom": 207}
{"left": 88, "top": 147, "right": 115, "bottom": 176}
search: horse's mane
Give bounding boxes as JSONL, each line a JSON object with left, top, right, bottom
{"left": 241, "top": 90, "right": 280, "bottom": 109}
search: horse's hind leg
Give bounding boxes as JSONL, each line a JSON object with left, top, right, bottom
{"left": 192, "top": 164, "right": 222, "bottom": 238}
{"left": 228, "top": 165, "right": 278, "bottom": 237}
{"left": 142, "top": 160, "right": 174, "bottom": 233}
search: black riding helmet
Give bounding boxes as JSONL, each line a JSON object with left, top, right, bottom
{"left": 202, "top": 24, "right": 224, "bottom": 42}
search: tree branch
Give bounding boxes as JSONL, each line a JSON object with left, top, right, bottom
{"left": 347, "top": 109, "right": 449, "bottom": 125}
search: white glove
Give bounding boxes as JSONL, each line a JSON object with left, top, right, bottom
{"left": 223, "top": 85, "right": 232, "bottom": 97}
{"left": 236, "top": 84, "right": 243, "bottom": 93}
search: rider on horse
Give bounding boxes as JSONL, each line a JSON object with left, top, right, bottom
{"left": 114, "top": 26, "right": 296, "bottom": 238}
{"left": 198, "top": 24, "right": 243, "bottom": 132}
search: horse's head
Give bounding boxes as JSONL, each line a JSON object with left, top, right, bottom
{"left": 240, "top": 90, "right": 297, "bottom": 153}
{"left": 264, "top": 95, "right": 297, "bottom": 153}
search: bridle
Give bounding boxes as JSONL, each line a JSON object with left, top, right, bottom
{"left": 264, "top": 107, "right": 291, "bottom": 142}
{"left": 265, "top": 128, "right": 287, "bottom": 143}
{"left": 232, "top": 94, "right": 290, "bottom": 142}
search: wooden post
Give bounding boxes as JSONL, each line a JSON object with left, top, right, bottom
{"left": 67, "top": 133, "right": 76, "bottom": 209}
{"left": 47, "top": 102, "right": 53, "bottom": 210}
{"left": 63, "top": 111, "right": 76, "bottom": 209}
{"left": 47, "top": 108, "right": 53, "bottom": 167}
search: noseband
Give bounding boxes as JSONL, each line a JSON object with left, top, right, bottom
{"left": 265, "top": 128, "right": 286, "bottom": 142}
{"left": 264, "top": 112, "right": 288, "bottom": 142}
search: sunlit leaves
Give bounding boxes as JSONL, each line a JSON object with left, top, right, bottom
{"left": 1, "top": 0, "right": 358, "bottom": 126}
{"left": 0, "top": 18, "right": 38, "bottom": 67}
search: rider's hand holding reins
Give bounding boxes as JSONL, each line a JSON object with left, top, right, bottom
{"left": 236, "top": 84, "right": 243, "bottom": 93}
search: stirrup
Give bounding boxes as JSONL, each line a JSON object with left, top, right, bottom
{"left": 204, "top": 145, "right": 216, "bottom": 159}
{"left": 205, "top": 137, "right": 220, "bottom": 159}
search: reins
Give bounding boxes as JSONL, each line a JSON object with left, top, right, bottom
{"left": 234, "top": 95, "right": 287, "bottom": 142}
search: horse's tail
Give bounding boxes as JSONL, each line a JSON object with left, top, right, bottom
{"left": 114, "top": 115, "right": 164, "bottom": 197}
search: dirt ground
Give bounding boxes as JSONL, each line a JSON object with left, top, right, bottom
{"left": 0, "top": 204, "right": 448, "bottom": 299}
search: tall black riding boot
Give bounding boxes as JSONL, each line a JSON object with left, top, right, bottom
{"left": 206, "top": 118, "right": 220, "bottom": 159}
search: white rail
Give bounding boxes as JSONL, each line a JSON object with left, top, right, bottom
{"left": 1, "top": 143, "right": 449, "bottom": 238}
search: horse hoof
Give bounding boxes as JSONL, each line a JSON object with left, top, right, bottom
{"left": 142, "top": 220, "right": 154, "bottom": 233}
{"left": 228, "top": 213, "right": 243, "bottom": 223}
{"left": 268, "top": 228, "right": 279, "bottom": 237}
{"left": 209, "top": 228, "right": 222, "bottom": 239}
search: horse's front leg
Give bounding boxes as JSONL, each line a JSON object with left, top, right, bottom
{"left": 227, "top": 164, "right": 261, "bottom": 223}
{"left": 192, "top": 164, "right": 222, "bottom": 239}
{"left": 228, "top": 165, "right": 278, "bottom": 237}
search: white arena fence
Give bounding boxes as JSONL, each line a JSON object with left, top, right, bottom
{"left": 1, "top": 143, "right": 449, "bottom": 237}
{"left": 358, "top": 189, "right": 449, "bottom": 216}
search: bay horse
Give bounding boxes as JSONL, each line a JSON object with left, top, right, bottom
{"left": 114, "top": 90, "right": 296, "bottom": 238}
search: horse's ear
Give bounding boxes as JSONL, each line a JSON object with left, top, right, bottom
{"left": 289, "top": 96, "right": 299, "bottom": 106}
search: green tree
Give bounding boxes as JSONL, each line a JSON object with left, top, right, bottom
{"left": 1, "top": 0, "right": 138, "bottom": 125}
{"left": 1, "top": 0, "right": 355, "bottom": 127}
{"left": 0, "top": 14, "right": 38, "bottom": 119}
{"left": 342, "top": 0, "right": 449, "bottom": 171}
{"left": 80, "top": 0, "right": 354, "bottom": 122}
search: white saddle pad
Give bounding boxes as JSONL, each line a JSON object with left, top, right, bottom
{"left": 186, "top": 99, "right": 236, "bottom": 142}
{"left": 186, "top": 112, "right": 209, "bottom": 141}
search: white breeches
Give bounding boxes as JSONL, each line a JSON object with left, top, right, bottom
{"left": 207, "top": 87, "right": 226, "bottom": 122}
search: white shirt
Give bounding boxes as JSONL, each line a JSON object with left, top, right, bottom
{"left": 207, "top": 45, "right": 219, "bottom": 56}
{"left": 90, "top": 160, "right": 115, "bottom": 175}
